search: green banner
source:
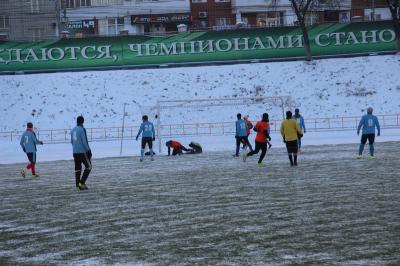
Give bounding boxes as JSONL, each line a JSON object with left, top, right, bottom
{"left": 0, "top": 21, "right": 396, "bottom": 72}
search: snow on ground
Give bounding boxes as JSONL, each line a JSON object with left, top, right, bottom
{"left": 0, "top": 55, "right": 400, "bottom": 132}
{"left": 1, "top": 142, "right": 400, "bottom": 265}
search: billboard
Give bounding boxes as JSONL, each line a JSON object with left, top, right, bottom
{"left": 0, "top": 21, "right": 396, "bottom": 72}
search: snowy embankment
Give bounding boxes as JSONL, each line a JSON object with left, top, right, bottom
{"left": 1, "top": 54, "right": 399, "bottom": 163}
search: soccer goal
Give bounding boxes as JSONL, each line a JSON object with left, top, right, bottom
{"left": 154, "top": 96, "right": 293, "bottom": 152}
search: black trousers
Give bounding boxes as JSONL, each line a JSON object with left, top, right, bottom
{"left": 247, "top": 141, "right": 267, "bottom": 163}
{"left": 361, "top": 134, "right": 375, "bottom": 144}
{"left": 141, "top": 137, "right": 153, "bottom": 149}
{"left": 26, "top": 152, "right": 36, "bottom": 164}
{"left": 73, "top": 153, "right": 92, "bottom": 187}
{"left": 285, "top": 140, "right": 298, "bottom": 154}
{"left": 172, "top": 146, "right": 190, "bottom": 156}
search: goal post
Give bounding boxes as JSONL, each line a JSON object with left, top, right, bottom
{"left": 155, "top": 96, "right": 293, "bottom": 153}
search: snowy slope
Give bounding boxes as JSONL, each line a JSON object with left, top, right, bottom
{"left": 1, "top": 54, "right": 400, "bottom": 132}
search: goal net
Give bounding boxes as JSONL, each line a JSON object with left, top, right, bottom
{"left": 154, "top": 96, "right": 292, "bottom": 152}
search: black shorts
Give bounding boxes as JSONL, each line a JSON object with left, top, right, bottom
{"left": 141, "top": 137, "right": 153, "bottom": 149}
{"left": 236, "top": 136, "right": 249, "bottom": 146}
{"left": 285, "top": 140, "right": 298, "bottom": 153}
{"left": 361, "top": 134, "right": 375, "bottom": 145}
{"left": 26, "top": 153, "right": 36, "bottom": 164}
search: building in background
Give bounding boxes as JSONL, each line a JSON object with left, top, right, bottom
{"left": 61, "top": 0, "right": 190, "bottom": 37}
{"left": 351, "top": 0, "right": 390, "bottom": 21}
{"left": 0, "top": 0, "right": 60, "bottom": 41}
{"left": 232, "top": 0, "right": 295, "bottom": 27}
{"left": 190, "top": 0, "right": 235, "bottom": 30}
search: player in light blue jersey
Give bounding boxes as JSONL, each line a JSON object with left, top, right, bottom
{"left": 71, "top": 116, "right": 92, "bottom": 191}
{"left": 136, "top": 115, "right": 155, "bottom": 161}
{"left": 293, "top": 108, "right": 306, "bottom": 151}
{"left": 234, "top": 113, "right": 251, "bottom": 157}
{"left": 357, "top": 107, "right": 380, "bottom": 159}
{"left": 20, "top": 122, "right": 43, "bottom": 177}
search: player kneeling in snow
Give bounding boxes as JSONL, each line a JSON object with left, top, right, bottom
{"left": 166, "top": 140, "right": 192, "bottom": 156}
{"left": 20, "top": 122, "right": 43, "bottom": 178}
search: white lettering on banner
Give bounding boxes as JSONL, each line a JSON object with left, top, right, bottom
{"left": 190, "top": 41, "right": 197, "bottom": 54}
{"left": 266, "top": 36, "right": 285, "bottom": 49}
{"left": 330, "top": 32, "right": 346, "bottom": 45}
{"left": 198, "top": 40, "right": 215, "bottom": 53}
{"left": 40, "top": 48, "right": 49, "bottom": 61}
{"left": 0, "top": 49, "right": 5, "bottom": 63}
{"left": 128, "top": 44, "right": 143, "bottom": 56}
{"left": 47, "top": 48, "right": 65, "bottom": 61}
{"left": 144, "top": 43, "right": 158, "bottom": 56}
{"left": 287, "top": 35, "right": 304, "bottom": 48}
{"left": 315, "top": 33, "right": 330, "bottom": 46}
{"left": 215, "top": 39, "right": 232, "bottom": 52}
{"left": 81, "top": 46, "right": 96, "bottom": 59}
{"left": 96, "top": 45, "right": 115, "bottom": 61}
{"left": 65, "top": 47, "right": 81, "bottom": 60}
{"left": 233, "top": 38, "right": 249, "bottom": 51}
{"left": 24, "top": 49, "right": 40, "bottom": 62}
{"left": 159, "top": 42, "right": 178, "bottom": 55}
{"left": 5, "top": 49, "right": 23, "bottom": 64}
{"left": 378, "top": 29, "right": 395, "bottom": 43}
{"left": 251, "top": 37, "right": 265, "bottom": 50}
{"left": 179, "top": 42, "right": 186, "bottom": 54}
{"left": 345, "top": 32, "right": 360, "bottom": 45}
{"left": 360, "top": 30, "right": 378, "bottom": 44}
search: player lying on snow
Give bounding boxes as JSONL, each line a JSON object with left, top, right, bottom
{"left": 165, "top": 140, "right": 202, "bottom": 156}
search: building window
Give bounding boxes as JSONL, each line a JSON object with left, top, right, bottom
{"left": 215, "top": 17, "right": 230, "bottom": 26}
{"left": 192, "top": 0, "right": 207, "bottom": 2}
{"left": 31, "top": 28, "right": 44, "bottom": 41}
{"left": 64, "top": 0, "right": 91, "bottom": 8}
{"left": 0, "top": 16, "right": 9, "bottom": 29}
{"left": 107, "top": 17, "right": 124, "bottom": 35}
{"left": 215, "top": 0, "right": 230, "bottom": 2}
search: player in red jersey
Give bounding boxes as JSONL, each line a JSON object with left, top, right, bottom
{"left": 243, "top": 113, "right": 271, "bottom": 166}
{"left": 166, "top": 140, "right": 191, "bottom": 156}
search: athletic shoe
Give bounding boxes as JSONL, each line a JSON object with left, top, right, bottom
{"left": 294, "top": 162, "right": 298, "bottom": 166}
{"left": 258, "top": 162, "right": 265, "bottom": 167}
{"left": 370, "top": 156, "right": 376, "bottom": 159}
{"left": 356, "top": 155, "right": 363, "bottom": 159}
{"left": 243, "top": 153, "right": 248, "bottom": 162}
{"left": 20, "top": 169, "right": 26, "bottom": 178}
{"left": 140, "top": 158, "right": 144, "bottom": 162}
{"left": 78, "top": 183, "right": 88, "bottom": 190}
{"left": 32, "top": 174, "right": 40, "bottom": 178}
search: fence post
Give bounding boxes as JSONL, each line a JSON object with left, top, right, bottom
{"left": 328, "top": 118, "right": 330, "bottom": 129}
{"left": 222, "top": 123, "right": 224, "bottom": 135}
{"left": 11, "top": 131, "right": 12, "bottom": 141}
{"left": 315, "top": 119, "right": 317, "bottom": 130}
{"left": 341, "top": 117, "right": 344, "bottom": 129}
{"left": 90, "top": 128, "right": 93, "bottom": 140}
{"left": 397, "top": 114, "right": 399, "bottom": 126}
{"left": 65, "top": 130, "right": 67, "bottom": 143}
{"left": 104, "top": 128, "right": 107, "bottom": 139}
{"left": 51, "top": 130, "right": 53, "bottom": 142}
{"left": 382, "top": 115, "right": 385, "bottom": 127}
{"left": 169, "top": 125, "right": 172, "bottom": 136}
{"left": 183, "top": 124, "right": 185, "bottom": 135}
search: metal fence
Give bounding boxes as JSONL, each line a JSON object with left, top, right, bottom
{"left": 1, "top": 114, "right": 399, "bottom": 144}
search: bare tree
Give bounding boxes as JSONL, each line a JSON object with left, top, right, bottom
{"left": 386, "top": 0, "right": 400, "bottom": 52}
{"left": 289, "top": 0, "right": 314, "bottom": 61}
{"left": 289, "top": 0, "right": 345, "bottom": 61}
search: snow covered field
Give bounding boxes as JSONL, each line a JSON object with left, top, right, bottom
{"left": 1, "top": 142, "right": 399, "bottom": 265}
{"left": 1, "top": 55, "right": 400, "bottom": 132}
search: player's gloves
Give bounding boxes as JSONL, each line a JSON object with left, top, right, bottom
{"left": 268, "top": 136, "right": 272, "bottom": 141}
{"left": 39, "top": 141, "right": 44, "bottom": 145}
{"left": 357, "top": 131, "right": 360, "bottom": 136}
{"left": 23, "top": 148, "right": 26, "bottom": 153}
{"left": 283, "top": 138, "right": 286, "bottom": 143}
{"left": 87, "top": 150, "right": 92, "bottom": 159}
{"left": 152, "top": 137, "right": 155, "bottom": 141}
